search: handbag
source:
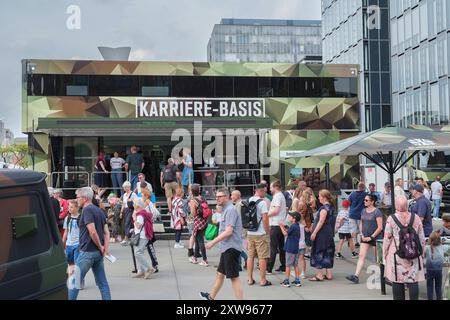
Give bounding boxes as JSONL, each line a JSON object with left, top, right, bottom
{"left": 130, "top": 219, "right": 145, "bottom": 246}
{"left": 205, "top": 223, "right": 219, "bottom": 240}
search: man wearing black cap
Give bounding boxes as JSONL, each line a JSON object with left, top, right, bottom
{"left": 410, "top": 184, "right": 433, "bottom": 237}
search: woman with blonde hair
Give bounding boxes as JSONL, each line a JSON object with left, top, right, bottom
{"left": 382, "top": 195, "right": 426, "bottom": 300}
{"left": 309, "top": 189, "right": 336, "bottom": 281}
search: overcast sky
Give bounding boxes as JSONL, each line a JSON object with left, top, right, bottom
{"left": 0, "top": 0, "right": 321, "bottom": 136}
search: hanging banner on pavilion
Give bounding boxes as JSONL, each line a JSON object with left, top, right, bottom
{"left": 136, "top": 98, "right": 265, "bottom": 118}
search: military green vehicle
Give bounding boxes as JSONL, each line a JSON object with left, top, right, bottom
{"left": 0, "top": 170, "right": 67, "bottom": 299}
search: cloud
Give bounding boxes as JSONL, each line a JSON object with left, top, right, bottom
{"left": 0, "top": 0, "right": 321, "bottom": 135}
{"left": 129, "top": 49, "right": 156, "bottom": 61}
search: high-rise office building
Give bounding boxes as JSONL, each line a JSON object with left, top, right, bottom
{"left": 208, "top": 19, "right": 322, "bottom": 63}
{"left": 0, "top": 120, "right": 5, "bottom": 146}
{"left": 322, "top": 0, "right": 391, "bottom": 132}
{"left": 390, "top": 0, "right": 450, "bottom": 127}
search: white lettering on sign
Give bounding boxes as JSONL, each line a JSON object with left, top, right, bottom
{"left": 408, "top": 139, "right": 436, "bottom": 147}
{"left": 136, "top": 98, "right": 265, "bottom": 118}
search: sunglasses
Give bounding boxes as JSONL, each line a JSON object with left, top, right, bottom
{"left": 364, "top": 199, "right": 372, "bottom": 202}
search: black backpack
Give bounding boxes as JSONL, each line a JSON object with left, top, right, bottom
{"left": 391, "top": 213, "right": 423, "bottom": 280}
{"left": 162, "top": 165, "right": 177, "bottom": 183}
{"left": 241, "top": 199, "right": 263, "bottom": 232}
{"left": 66, "top": 215, "right": 80, "bottom": 233}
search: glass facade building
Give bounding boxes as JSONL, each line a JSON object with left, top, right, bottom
{"left": 322, "top": 0, "right": 392, "bottom": 132}
{"left": 390, "top": 0, "right": 450, "bottom": 127}
{"left": 207, "top": 19, "right": 322, "bottom": 63}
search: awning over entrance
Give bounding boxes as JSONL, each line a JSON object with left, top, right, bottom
{"left": 37, "top": 117, "right": 274, "bottom": 136}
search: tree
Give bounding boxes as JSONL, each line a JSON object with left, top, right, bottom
{"left": 0, "top": 146, "right": 13, "bottom": 167}
{"left": 10, "top": 144, "right": 30, "bottom": 169}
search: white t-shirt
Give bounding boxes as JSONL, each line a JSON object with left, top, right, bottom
{"left": 298, "top": 224, "right": 306, "bottom": 250}
{"left": 137, "top": 181, "right": 153, "bottom": 194}
{"left": 394, "top": 185, "right": 405, "bottom": 197}
{"left": 431, "top": 181, "right": 443, "bottom": 199}
{"left": 247, "top": 196, "right": 269, "bottom": 236}
{"left": 269, "top": 192, "right": 287, "bottom": 226}
{"left": 122, "top": 191, "right": 137, "bottom": 209}
{"left": 110, "top": 157, "right": 125, "bottom": 170}
{"left": 134, "top": 215, "right": 148, "bottom": 239}
{"left": 423, "top": 188, "right": 431, "bottom": 200}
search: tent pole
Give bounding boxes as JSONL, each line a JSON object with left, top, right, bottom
{"left": 389, "top": 151, "right": 395, "bottom": 215}
{"left": 394, "top": 151, "right": 420, "bottom": 173}
{"left": 362, "top": 152, "right": 390, "bottom": 174}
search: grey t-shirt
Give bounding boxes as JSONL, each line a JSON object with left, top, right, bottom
{"left": 361, "top": 208, "right": 383, "bottom": 239}
{"left": 219, "top": 201, "right": 243, "bottom": 253}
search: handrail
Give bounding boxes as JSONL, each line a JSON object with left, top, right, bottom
{"left": 50, "top": 171, "right": 90, "bottom": 189}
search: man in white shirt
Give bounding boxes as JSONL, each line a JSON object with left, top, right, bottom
{"left": 431, "top": 176, "right": 443, "bottom": 219}
{"left": 267, "top": 180, "right": 287, "bottom": 274}
{"left": 394, "top": 178, "right": 405, "bottom": 197}
{"left": 134, "top": 173, "right": 153, "bottom": 195}
{"left": 246, "top": 184, "right": 271, "bottom": 286}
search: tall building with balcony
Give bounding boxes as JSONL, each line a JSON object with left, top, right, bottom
{"left": 322, "top": 0, "right": 391, "bottom": 132}
{"left": 390, "top": 0, "right": 450, "bottom": 127}
{"left": 207, "top": 19, "right": 322, "bottom": 63}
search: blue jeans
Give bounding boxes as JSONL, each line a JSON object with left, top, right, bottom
{"left": 65, "top": 245, "right": 79, "bottom": 264}
{"left": 130, "top": 173, "right": 139, "bottom": 190}
{"left": 427, "top": 270, "right": 443, "bottom": 300}
{"left": 111, "top": 169, "right": 124, "bottom": 197}
{"left": 433, "top": 198, "right": 441, "bottom": 218}
{"left": 68, "top": 250, "right": 111, "bottom": 300}
{"left": 240, "top": 250, "right": 248, "bottom": 265}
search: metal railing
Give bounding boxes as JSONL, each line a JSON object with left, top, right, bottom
{"left": 50, "top": 171, "right": 90, "bottom": 190}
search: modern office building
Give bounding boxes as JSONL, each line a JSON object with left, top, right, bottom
{"left": 207, "top": 19, "right": 322, "bottom": 63}
{"left": 390, "top": 0, "right": 450, "bottom": 128}
{"left": 322, "top": 0, "right": 391, "bottom": 132}
{"left": 23, "top": 59, "right": 360, "bottom": 195}
{"left": 0, "top": 120, "right": 5, "bottom": 147}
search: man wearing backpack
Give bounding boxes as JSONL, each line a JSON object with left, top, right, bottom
{"left": 160, "top": 158, "right": 179, "bottom": 212}
{"left": 410, "top": 184, "right": 433, "bottom": 237}
{"left": 232, "top": 190, "right": 248, "bottom": 270}
{"left": 188, "top": 184, "right": 210, "bottom": 266}
{"left": 246, "top": 184, "right": 271, "bottom": 286}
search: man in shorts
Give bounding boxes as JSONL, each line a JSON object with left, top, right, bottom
{"left": 246, "top": 184, "right": 271, "bottom": 286}
{"left": 160, "top": 158, "right": 179, "bottom": 211}
{"left": 200, "top": 188, "right": 243, "bottom": 300}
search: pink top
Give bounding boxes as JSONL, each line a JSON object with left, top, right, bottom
{"left": 382, "top": 212, "right": 426, "bottom": 283}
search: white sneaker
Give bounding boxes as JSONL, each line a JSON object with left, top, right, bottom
{"left": 300, "top": 272, "right": 306, "bottom": 279}
{"left": 199, "top": 261, "right": 209, "bottom": 267}
{"left": 174, "top": 243, "right": 185, "bottom": 249}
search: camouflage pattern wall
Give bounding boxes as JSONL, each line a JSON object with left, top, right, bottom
{"left": 22, "top": 60, "right": 361, "bottom": 186}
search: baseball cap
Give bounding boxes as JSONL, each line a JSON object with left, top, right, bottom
{"left": 413, "top": 184, "right": 424, "bottom": 193}
{"left": 288, "top": 211, "right": 301, "bottom": 222}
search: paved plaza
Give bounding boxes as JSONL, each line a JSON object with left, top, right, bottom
{"left": 78, "top": 239, "right": 393, "bottom": 300}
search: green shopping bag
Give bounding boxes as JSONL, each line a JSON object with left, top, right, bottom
{"left": 205, "top": 223, "right": 219, "bottom": 240}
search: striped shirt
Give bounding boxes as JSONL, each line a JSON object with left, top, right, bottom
{"left": 336, "top": 209, "right": 352, "bottom": 234}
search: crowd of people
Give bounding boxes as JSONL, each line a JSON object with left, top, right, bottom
{"left": 49, "top": 158, "right": 449, "bottom": 300}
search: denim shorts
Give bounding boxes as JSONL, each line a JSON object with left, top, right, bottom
{"left": 298, "top": 248, "right": 306, "bottom": 255}
{"left": 65, "top": 245, "right": 80, "bottom": 264}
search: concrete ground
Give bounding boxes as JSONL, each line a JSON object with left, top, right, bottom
{"left": 77, "top": 219, "right": 446, "bottom": 300}
{"left": 78, "top": 239, "right": 394, "bottom": 300}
